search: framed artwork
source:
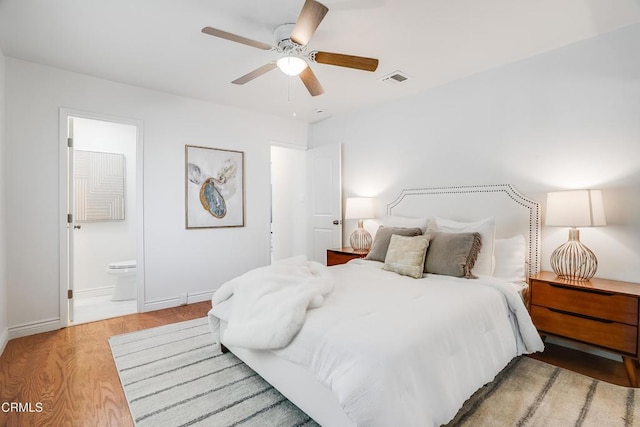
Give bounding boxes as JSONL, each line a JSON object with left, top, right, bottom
{"left": 74, "top": 150, "right": 126, "bottom": 222}
{"left": 185, "top": 145, "right": 245, "bottom": 228}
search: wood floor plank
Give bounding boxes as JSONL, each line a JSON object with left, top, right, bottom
{"left": 0, "top": 301, "right": 210, "bottom": 427}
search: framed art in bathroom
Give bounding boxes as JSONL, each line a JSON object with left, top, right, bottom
{"left": 185, "top": 145, "right": 245, "bottom": 229}
{"left": 74, "top": 150, "right": 126, "bottom": 222}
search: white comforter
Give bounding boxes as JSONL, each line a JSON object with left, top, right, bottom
{"left": 210, "top": 255, "right": 333, "bottom": 349}
{"left": 210, "top": 259, "right": 544, "bottom": 426}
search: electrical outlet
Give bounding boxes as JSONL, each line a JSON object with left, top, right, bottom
{"left": 180, "top": 293, "right": 188, "bottom": 305}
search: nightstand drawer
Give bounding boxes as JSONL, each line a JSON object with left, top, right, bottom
{"left": 531, "top": 280, "right": 638, "bottom": 325}
{"left": 531, "top": 305, "right": 637, "bottom": 354}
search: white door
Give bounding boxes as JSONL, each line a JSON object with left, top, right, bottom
{"left": 307, "top": 144, "right": 342, "bottom": 264}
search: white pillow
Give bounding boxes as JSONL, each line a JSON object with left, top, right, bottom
{"left": 382, "top": 216, "right": 432, "bottom": 233}
{"left": 435, "top": 216, "right": 496, "bottom": 276}
{"left": 493, "top": 235, "right": 526, "bottom": 284}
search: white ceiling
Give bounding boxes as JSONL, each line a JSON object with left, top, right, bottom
{"left": 1, "top": 0, "right": 639, "bottom": 123}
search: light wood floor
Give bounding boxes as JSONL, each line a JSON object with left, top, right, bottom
{"left": 0, "top": 301, "right": 210, "bottom": 427}
{"left": 0, "top": 301, "right": 635, "bottom": 426}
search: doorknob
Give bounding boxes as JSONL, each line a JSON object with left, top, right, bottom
{"left": 332, "top": 220, "right": 341, "bottom": 225}
{"left": 74, "top": 225, "right": 82, "bottom": 230}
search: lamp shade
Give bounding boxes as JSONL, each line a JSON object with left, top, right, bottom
{"left": 545, "top": 190, "right": 606, "bottom": 227}
{"left": 345, "top": 197, "right": 375, "bottom": 220}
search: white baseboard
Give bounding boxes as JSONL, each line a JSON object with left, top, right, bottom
{"left": 8, "top": 318, "right": 61, "bottom": 340}
{"left": 0, "top": 327, "right": 8, "bottom": 357}
{"left": 141, "top": 297, "right": 179, "bottom": 312}
{"left": 75, "top": 285, "right": 114, "bottom": 299}
{"left": 141, "top": 290, "right": 215, "bottom": 313}
{"left": 2, "top": 290, "right": 216, "bottom": 342}
{"left": 187, "top": 290, "right": 215, "bottom": 305}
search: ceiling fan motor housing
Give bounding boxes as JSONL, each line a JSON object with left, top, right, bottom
{"left": 274, "top": 23, "right": 300, "bottom": 52}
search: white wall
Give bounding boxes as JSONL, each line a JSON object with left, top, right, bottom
{"left": 4, "top": 58, "right": 307, "bottom": 335}
{"left": 73, "top": 117, "right": 137, "bottom": 295}
{"left": 270, "top": 145, "right": 308, "bottom": 261}
{"left": 310, "top": 23, "right": 640, "bottom": 283}
{"left": 0, "top": 48, "right": 8, "bottom": 353}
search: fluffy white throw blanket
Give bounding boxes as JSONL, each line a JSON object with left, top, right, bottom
{"left": 210, "top": 256, "right": 334, "bottom": 350}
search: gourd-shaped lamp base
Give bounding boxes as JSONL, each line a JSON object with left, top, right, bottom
{"left": 350, "top": 219, "right": 372, "bottom": 253}
{"left": 550, "top": 228, "right": 598, "bottom": 281}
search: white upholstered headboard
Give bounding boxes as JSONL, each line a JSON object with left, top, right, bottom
{"left": 386, "top": 184, "right": 540, "bottom": 277}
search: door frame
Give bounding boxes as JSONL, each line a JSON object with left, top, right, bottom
{"left": 58, "top": 108, "right": 145, "bottom": 327}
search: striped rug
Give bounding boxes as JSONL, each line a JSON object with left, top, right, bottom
{"left": 109, "top": 318, "right": 317, "bottom": 427}
{"left": 447, "top": 356, "right": 640, "bottom": 427}
{"left": 111, "top": 318, "right": 640, "bottom": 427}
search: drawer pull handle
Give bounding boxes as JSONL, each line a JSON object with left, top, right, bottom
{"left": 546, "top": 307, "right": 614, "bottom": 323}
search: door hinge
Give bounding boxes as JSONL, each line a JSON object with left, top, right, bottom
{"left": 67, "top": 137, "right": 73, "bottom": 148}
{"left": 67, "top": 289, "right": 73, "bottom": 299}
{"left": 67, "top": 213, "right": 73, "bottom": 224}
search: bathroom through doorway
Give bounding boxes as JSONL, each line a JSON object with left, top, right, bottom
{"left": 59, "top": 110, "right": 144, "bottom": 325}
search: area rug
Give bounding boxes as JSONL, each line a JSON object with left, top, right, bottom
{"left": 447, "top": 356, "right": 640, "bottom": 427}
{"left": 109, "top": 318, "right": 317, "bottom": 427}
{"left": 110, "top": 318, "right": 640, "bottom": 427}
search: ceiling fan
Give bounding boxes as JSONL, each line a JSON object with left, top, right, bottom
{"left": 201, "top": 0, "right": 379, "bottom": 96}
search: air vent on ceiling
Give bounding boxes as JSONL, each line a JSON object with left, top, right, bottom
{"left": 379, "top": 70, "right": 411, "bottom": 85}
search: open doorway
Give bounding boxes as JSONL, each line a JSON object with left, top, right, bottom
{"left": 270, "top": 145, "right": 308, "bottom": 262}
{"left": 59, "top": 110, "right": 144, "bottom": 326}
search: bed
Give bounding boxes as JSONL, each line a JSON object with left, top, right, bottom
{"left": 208, "top": 184, "right": 544, "bottom": 426}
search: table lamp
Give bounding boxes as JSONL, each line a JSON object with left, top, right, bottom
{"left": 545, "top": 189, "right": 606, "bottom": 281}
{"left": 345, "top": 197, "right": 375, "bottom": 253}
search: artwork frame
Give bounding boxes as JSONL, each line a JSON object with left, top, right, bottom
{"left": 74, "top": 150, "right": 126, "bottom": 222}
{"left": 185, "top": 145, "right": 245, "bottom": 229}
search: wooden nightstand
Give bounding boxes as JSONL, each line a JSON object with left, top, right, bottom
{"left": 530, "top": 271, "right": 640, "bottom": 387}
{"left": 326, "top": 247, "right": 368, "bottom": 266}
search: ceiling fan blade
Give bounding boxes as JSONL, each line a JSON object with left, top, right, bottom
{"left": 290, "top": 0, "right": 329, "bottom": 46}
{"left": 299, "top": 67, "right": 325, "bottom": 96}
{"left": 232, "top": 63, "right": 278, "bottom": 85}
{"left": 202, "top": 27, "right": 273, "bottom": 51}
{"left": 313, "top": 51, "right": 379, "bottom": 72}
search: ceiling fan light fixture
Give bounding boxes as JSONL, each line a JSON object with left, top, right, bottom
{"left": 276, "top": 56, "right": 308, "bottom": 76}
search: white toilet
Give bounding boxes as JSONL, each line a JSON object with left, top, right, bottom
{"left": 107, "top": 260, "right": 137, "bottom": 301}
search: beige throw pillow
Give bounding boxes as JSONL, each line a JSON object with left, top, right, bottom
{"left": 382, "top": 234, "right": 430, "bottom": 279}
{"left": 365, "top": 226, "right": 423, "bottom": 262}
